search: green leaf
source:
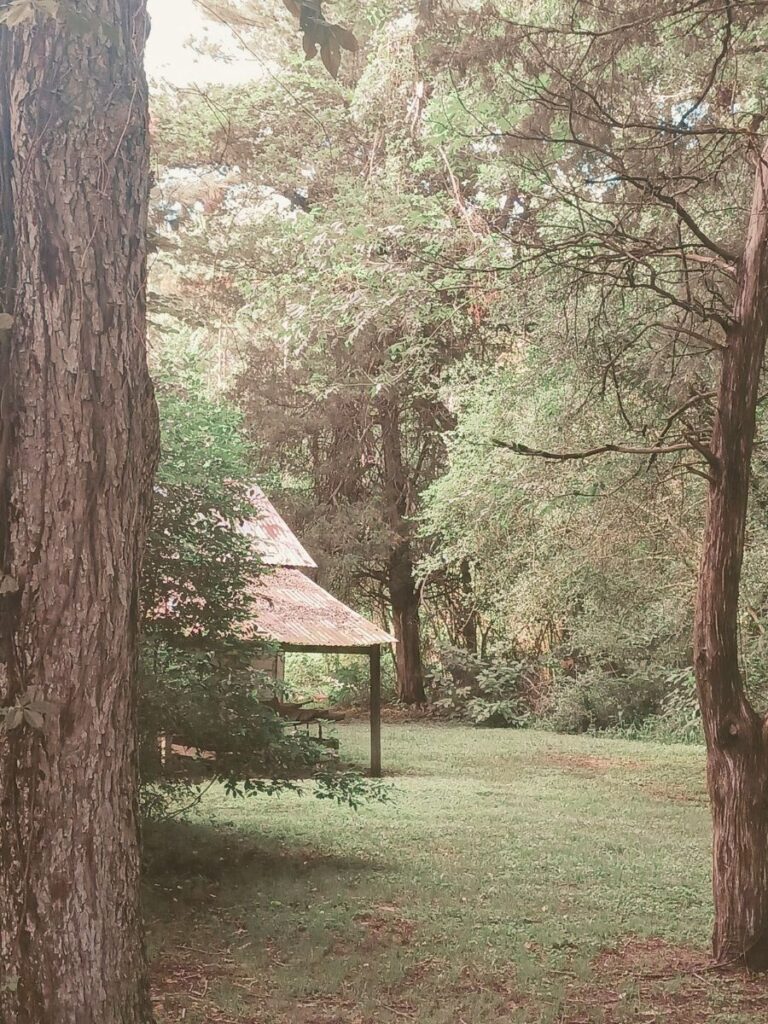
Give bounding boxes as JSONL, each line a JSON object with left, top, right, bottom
{"left": 4, "top": 707, "right": 23, "bottom": 732}
{"left": 331, "top": 25, "right": 358, "bottom": 53}
{"left": 23, "top": 708, "right": 45, "bottom": 731}
{"left": 1, "top": 1, "right": 36, "bottom": 28}
{"left": 320, "top": 37, "right": 341, "bottom": 79}
{"left": 0, "top": 0, "right": 58, "bottom": 27}
{"left": 27, "top": 699, "right": 57, "bottom": 716}
{"left": 147, "top": 229, "right": 177, "bottom": 254}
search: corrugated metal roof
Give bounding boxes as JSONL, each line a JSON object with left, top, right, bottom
{"left": 238, "top": 485, "right": 317, "bottom": 569}
{"left": 245, "top": 567, "right": 394, "bottom": 649}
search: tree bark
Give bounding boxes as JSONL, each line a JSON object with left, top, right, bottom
{"left": 458, "top": 557, "right": 478, "bottom": 654}
{"left": 389, "top": 540, "right": 427, "bottom": 704}
{"left": 693, "top": 142, "right": 768, "bottom": 969}
{"left": 379, "top": 396, "right": 427, "bottom": 705}
{"left": 0, "top": 4, "right": 157, "bottom": 1021}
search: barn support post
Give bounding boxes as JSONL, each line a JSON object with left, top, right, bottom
{"left": 369, "top": 644, "right": 382, "bottom": 777}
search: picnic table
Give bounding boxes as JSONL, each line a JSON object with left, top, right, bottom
{"left": 260, "top": 698, "right": 345, "bottom": 742}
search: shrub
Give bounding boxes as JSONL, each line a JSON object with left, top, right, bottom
{"left": 284, "top": 652, "right": 397, "bottom": 708}
{"left": 139, "top": 640, "right": 395, "bottom": 821}
{"left": 638, "top": 668, "right": 702, "bottom": 744}
{"left": 548, "top": 665, "right": 671, "bottom": 734}
{"left": 428, "top": 648, "right": 532, "bottom": 727}
{"left": 138, "top": 641, "right": 375, "bottom": 819}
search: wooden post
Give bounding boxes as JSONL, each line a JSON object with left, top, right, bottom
{"left": 369, "top": 645, "right": 382, "bottom": 777}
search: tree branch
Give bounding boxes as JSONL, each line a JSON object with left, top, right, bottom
{"left": 492, "top": 437, "right": 714, "bottom": 463}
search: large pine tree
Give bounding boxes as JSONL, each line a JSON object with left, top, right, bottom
{"left": 0, "top": 2, "right": 157, "bottom": 1020}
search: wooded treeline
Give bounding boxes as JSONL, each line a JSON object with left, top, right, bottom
{"left": 150, "top": 0, "right": 768, "bottom": 719}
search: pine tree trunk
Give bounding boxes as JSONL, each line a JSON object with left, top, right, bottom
{"left": 0, "top": 4, "right": 157, "bottom": 1021}
{"left": 693, "top": 141, "right": 768, "bottom": 969}
{"left": 389, "top": 541, "right": 427, "bottom": 704}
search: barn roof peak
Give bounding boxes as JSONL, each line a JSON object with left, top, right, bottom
{"left": 238, "top": 484, "right": 317, "bottom": 570}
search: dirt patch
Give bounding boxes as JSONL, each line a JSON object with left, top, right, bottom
{"left": 538, "top": 753, "right": 644, "bottom": 776}
{"left": 536, "top": 753, "right": 706, "bottom": 805}
{"left": 595, "top": 936, "right": 704, "bottom": 975}
{"left": 285, "top": 998, "right": 369, "bottom": 1024}
{"left": 399, "top": 955, "right": 448, "bottom": 984}
{"left": 643, "top": 783, "right": 705, "bottom": 805}
{"left": 353, "top": 904, "right": 416, "bottom": 949}
{"left": 152, "top": 934, "right": 767, "bottom": 1024}
{"left": 559, "top": 937, "right": 768, "bottom": 1023}
{"left": 451, "top": 964, "right": 524, "bottom": 1012}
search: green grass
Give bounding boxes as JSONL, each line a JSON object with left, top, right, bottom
{"left": 146, "top": 724, "right": 768, "bottom": 1023}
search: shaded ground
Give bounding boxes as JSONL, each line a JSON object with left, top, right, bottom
{"left": 146, "top": 723, "right": 762, "bottom": 1023}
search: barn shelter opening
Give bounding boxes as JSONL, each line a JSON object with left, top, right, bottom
{"left": 240, "top": 486, "right": 394, "bottom": 777}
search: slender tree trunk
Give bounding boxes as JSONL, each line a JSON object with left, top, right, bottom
{"left": 389, "top": 540, "right": 427, "bottom": 704}
{"left": 459, "top": 557, "right": 478, "bottom": 654}
{"left": 0, "top": 4, "right": 157, "bottom": 1021}
{"left": 693, "top": 142, "right": 768, "bottom": 969}
{"left": 379, "top": 396, "right": 427, "bottom": 705}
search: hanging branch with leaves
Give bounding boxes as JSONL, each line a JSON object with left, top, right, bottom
{"left": 282, "top": 0, "right": 357, "bottom": 78}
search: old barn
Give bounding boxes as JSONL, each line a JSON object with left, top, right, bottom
{"left": 240, "top": 486, "right": 394, "bottom": 776}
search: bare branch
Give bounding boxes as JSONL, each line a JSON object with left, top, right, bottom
{"left": 656, "top": 391, "right": 718, "bottom": 446}
{"left": 492, "top": 437, "right": 712, "bottom": 462}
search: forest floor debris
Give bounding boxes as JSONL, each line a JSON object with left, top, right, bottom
{"left": 559, "top": 937, "right": 768, "bottom": 1023}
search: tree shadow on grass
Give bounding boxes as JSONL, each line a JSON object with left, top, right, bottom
{"left": 143, "top": 817, "right": 386, "bottom": 885}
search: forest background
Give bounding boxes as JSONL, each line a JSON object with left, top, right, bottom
{"left": 145, "top": 0, "right": 768, "bottom": 746}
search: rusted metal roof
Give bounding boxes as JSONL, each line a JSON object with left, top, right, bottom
{"left": 238, "top": 485, "right": 317, "bottom": 569}
{"left": 239, "top": 485, "right": 393, "bottom": 649}
{"left": 245, "top": 567, "right": 394, "bottom": 649}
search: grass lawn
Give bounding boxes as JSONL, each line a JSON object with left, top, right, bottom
{"left": 146, "top": 722, "right": 768, "bottom": 1023}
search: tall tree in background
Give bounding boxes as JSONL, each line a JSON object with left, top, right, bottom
{"left": 233, "top": 178, "right": 483, "bottom": 706}
{"left": 148, "top": 10, "right": 504, "bottom": 703}
{"left": 0, "top": 2, "right": 157, "bottom": 1020}
{"left": 425, "top": 0, "right": 768, "bottom": 965}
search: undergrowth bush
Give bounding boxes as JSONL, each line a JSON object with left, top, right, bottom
{"left": 547, "top": 664, "right": 704, "bottom": 741}
{"left": 547, "top": 665, "right": 671, "bottom": 734}
{"left": 428, "top": 648, "right": 532, "bottom": 727}
{"left": 284, "top": 652, "right": 397, "bottom": 708}
{"left": 139, "top": 642, "right": 392, "bottom": 820}
{"left": 640, "top": 668, "right": 702, "bottom": 743}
